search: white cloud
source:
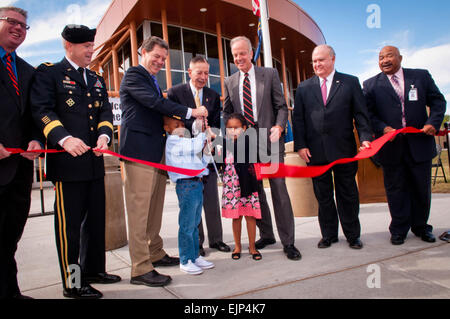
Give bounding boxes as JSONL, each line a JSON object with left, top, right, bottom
{"left": 21, "top": 0, "right": 111, "bottom": 48}
{"left": 0, "top": 0, "right": 19, "bottom": 6}
{"left": 17, "top": 48, "right": 64, "bottom": 59}
{"left": 402, "top": 44, "right": 450, "bottom": 89}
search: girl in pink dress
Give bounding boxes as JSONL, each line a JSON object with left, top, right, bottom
{"left": 221, "top": 113, "right": 262, "bottom": 260}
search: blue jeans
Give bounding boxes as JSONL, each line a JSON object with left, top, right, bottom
{"left": 176, "top": 179, "right": 203, "bottom": 265}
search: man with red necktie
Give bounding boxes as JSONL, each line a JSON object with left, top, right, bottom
{"left": 223, "top": 36, "right": 301, "bottom": 261}
{"left": 0, "top": 6, "right": 42, "bottom": 299}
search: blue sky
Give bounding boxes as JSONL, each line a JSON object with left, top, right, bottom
{"left": 295, "top": 0, "right": 450, "bottom": 112}
{"left": 3, "top": 0, "right": 449, "bottom": 113}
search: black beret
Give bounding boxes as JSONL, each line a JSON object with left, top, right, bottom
{"left": 61, "top": 24, "right": 96, "bottom": 43}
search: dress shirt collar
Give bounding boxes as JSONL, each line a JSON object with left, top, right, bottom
{"left": 240, "top": 63, "right": 255, "bottom": 78}
{"left": 386, "top": 67, "right": 404, "bottom": 82}
{"left": 0, "top": 46, "right": 16, "bottom": 63}
{"left": 65, "top": 56, "right": 83, "bottom": 71}
{"left": 189, "top": 80, "right": 203, "bottom": 97}
{"left": 319, "top": 69, "right": 335, "bottom": 85}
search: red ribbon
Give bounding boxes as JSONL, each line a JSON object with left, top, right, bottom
{"left": 255, "top": 127, "right": 446, "bottom": 180}
{"left": 5, "top": 148, "right": 205, "bottom": 177}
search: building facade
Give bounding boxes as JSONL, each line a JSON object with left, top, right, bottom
{"left": 90, "top": 0, "right": 325, "bottom": 149}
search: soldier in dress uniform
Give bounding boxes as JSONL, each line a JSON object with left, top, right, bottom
{"left": 30, "top": 24, "right": 121, "bottom": 299}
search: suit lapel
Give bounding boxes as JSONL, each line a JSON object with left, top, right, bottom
{"left": 15, "top": 57, "right": 29, "bottom": 114}
{"left": 312, "top": 76, "right": 324, "bottom": 106}
{"left": 0, "top": 59, "right": 21, "bottom": 109}
{"left": 86, "top": 70, "right": 97, "bottom": 91}
{"left": 138, "top": 65, "right": 161, "bottom": 96}
{"left": 379, "top": 72, "right": 401, "bottom": 103}
{"left": 231, "top": 72, "right": 242, "bottom": 113}
{"left": 202, "top": 87, "right": 214, "bottom": 110}
{"left": 326, "top": 72, "right": 342, "bottom": 106}
{"left": 403, "top": 68, "right": 415, "bottom": 104}
{"left": 254, "top": 67, "right": 265, "bottom": 117}
{"left": 183, "top": 83, "right": 197, "bottom": 108}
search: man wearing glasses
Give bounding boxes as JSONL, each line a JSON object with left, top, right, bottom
{"left": 0, "top": 6, "right": 42, "bottom": 299}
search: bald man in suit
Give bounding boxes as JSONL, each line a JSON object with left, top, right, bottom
{"left": 363, "top": 46, "right": 446, "bottom": 245}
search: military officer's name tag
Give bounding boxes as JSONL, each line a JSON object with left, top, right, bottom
{"left": 64, "top": 84, "right": 76, "bottom": 90}
{"left": 409, "top": 85, "right": 418, "bottom": 101}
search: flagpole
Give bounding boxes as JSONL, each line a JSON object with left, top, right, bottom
{"left": 259, "top": 0, "right": 273, "bottom": 68}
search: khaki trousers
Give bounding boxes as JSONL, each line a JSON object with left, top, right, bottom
{"left": 123, "top": 161, "right": 167, "bottom": 277}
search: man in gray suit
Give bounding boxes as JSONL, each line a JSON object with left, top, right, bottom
{"left": 223, "top": 36, "right": 301, "bottom": 260}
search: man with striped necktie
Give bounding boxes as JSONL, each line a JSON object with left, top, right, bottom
{"left": 223, "top": 36, "right": 301, "bottom": 261}
{"left": 0, "top": 6, "right": 42, "bottom": 299}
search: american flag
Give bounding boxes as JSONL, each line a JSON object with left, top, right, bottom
{"left": 252, "top": 0, "right": 262, "bottom": 63}
{"left": 252, "top": 0, "right": 260, "bottom": 17}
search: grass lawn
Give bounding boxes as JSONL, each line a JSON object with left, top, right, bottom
{"left": 432, "top": 149, "right": 450, "bottom": 193}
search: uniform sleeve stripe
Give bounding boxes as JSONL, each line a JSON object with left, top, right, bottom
{"left": 97, "top": 121, "right": 114, "bottom": 131}
{"left": 43, "top": 120, "right": 64, "bottom": 138}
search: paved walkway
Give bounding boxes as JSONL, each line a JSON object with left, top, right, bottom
{"left": 16, "top": 185, "right": 450, "bottom": 300}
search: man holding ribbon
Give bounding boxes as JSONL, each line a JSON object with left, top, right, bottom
{"left": 363, "top": 46, "right": 446, "bottom": 245}
{"left": 167, "top": 56, "right": 230, "bottom": 256}
{"left": 293, "top": 44, "right": 372, "bottom": 250}
{"left": 119, "top": 36, "right": 208, "bottom": 288}
{"left": 0, "top": 6, "right": 42, "bottom": 299}
{"left": 30, "top": 24, "right": 120, "bottom": 299}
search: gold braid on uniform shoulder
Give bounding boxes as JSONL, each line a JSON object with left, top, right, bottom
{"left": 41, "top": 62, "right": 54, "bottom": 67}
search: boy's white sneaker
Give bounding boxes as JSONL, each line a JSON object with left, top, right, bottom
{"left": 194, "top": 256, "right": 215, "bottom": 269}
{"left": 180, "top": 260, "right": 203, "bottom": 275}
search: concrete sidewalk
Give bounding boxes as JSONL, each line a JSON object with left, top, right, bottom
{"left": 16, "top": 185, "right": 450, "bottom": 299}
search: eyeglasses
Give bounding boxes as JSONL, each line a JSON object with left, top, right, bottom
{"left": 0, "top": 17, "right": 30, "bottom": 30}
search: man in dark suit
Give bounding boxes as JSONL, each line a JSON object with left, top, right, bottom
{"left": 31, "top": 25, "right": 120, "bottom": 299}
{"left": 223, "top": 36, "right": 301, "bottom": 260}
{"left": 120, "top": 36, "right": 208, "bottom": 287}
{"left": 167, "top": 56, "right": 230, "bottom": 256}
{"left": 293, "top": 44, "right": 372, "bottom": 250}
{"left": 363, "top": 46, "right": 446, "bottom": 245}
{"left": 0, "top": 6, "right": 42, "bottom": 299}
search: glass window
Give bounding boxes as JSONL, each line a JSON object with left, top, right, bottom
{"left": 225, "top": 39, "right": 238, "bottom": 75}
{"left": 156, "top": 70, "right": 167, "bottom": 92}
{"left": 206, "top": 34, "right": 222, "bottom": 76}
{"left": 183, "top": 29, "right": 205, "bottom": 71}
{"left": 171, "top": 71, "right": 184, "bottom": 86}
{"left": 137, "top": 24, "right": 144, "bottom": 49}
{"left": 168, "top": 26, "right": 183, "bottom": 71}
{"left": 150, "top": 22, "right": 163, "bottom": 38}
{"left": 209, "top": 76, "right": 222, "bottom": 95}
{"left": 122, "top": 40, "right": 131, "bottom": 72}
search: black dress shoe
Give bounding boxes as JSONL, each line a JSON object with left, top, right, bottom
{"left": 255, "top": 238, "right": 276, "bottom": 250}
{"left": 130, "top": 270, "right": 172, "bottom": 287}
{"left": 420, "top": 231, "right": 436, "bottom": 243}
{"left": 199, "top": 246, "right": 206, "bottom": 257}
{"left": 348, "top": 238, "right": 363, "bottom": 249}
{"left": 152, "top": 254, "right": 180, "bottom": 267}
{"left": 209, "top": 241, "right": 231, "bottom": 252}
{"left": 391, "top": 234, "right": 405, "bottom": 245}
{"left": 283, "top": 244, "right": 302, "bottom": 260}
{"left": 84, "top": 272, "right": 122, "bottom": 284}
{"left": 63, "top": 284, "right": 103, "bottom": 299}
{"left": 317, "top": 237, "right": 338, "bottom": 248}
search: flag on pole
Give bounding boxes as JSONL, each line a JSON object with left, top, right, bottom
{"left": 285, "top": 120, "right": 294, "bottom": 143}
{"left": 252, "top": 0, "right": 260, "bottom": 16}
{"left": 252, "top": 0, "right": 262, "bottom": 63}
